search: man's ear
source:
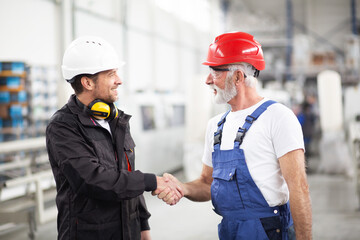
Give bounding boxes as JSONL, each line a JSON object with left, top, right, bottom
{"left": 81, "top": 76, "right": 95, "bottom": 90}
{"left": 235, "top": 70, "right": 245, "bottom": 84}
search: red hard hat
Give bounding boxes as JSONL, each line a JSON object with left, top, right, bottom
{"left": 202, "top": 32, "right": 265, "bottom": 70}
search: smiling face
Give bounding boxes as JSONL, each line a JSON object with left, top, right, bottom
{"left": 92, "top": 69, "right": 122, "bottom": 103}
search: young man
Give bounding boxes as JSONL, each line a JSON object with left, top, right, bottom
{"left": 46, "top": 36, "right": 182, "bottom": 240}
{"left": 155, "top": 32, "right": 312, "bottom": 239}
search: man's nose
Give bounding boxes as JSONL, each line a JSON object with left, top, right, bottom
{"left": 205, "top": 73, "right": 213, "bottom": 85}
{"left": 116, "top": 74, "right": 122, "bottom": 85}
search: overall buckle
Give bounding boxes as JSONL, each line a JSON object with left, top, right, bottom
{"left": 214, "top": 130, "right": 222, "bottom": 146}
{"left": 234, "top": 128, "right": 246, "bottom": 145}
{"left": 245, "top": 115, "right": 256, "bottom": 124}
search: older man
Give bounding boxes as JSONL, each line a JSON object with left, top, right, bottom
{"left": 156, "top": 32, "right": 312, "bottom": 240}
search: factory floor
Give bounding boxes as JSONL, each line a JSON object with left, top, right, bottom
{"left": 1, "top": 157, "right": 360, "bottom": 240}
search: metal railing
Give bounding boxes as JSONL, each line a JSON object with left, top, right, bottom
{"left": 0, "top": 137, "right": 56, "bottom": 240}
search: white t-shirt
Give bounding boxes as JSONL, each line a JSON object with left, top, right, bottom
{"left": 95, "top": 119, "right": 112, "bottom": 135}
{"left": 202, "top": 98, "right": 304, "bottom": 206}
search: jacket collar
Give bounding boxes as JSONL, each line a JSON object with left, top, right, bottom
{"left": 67, "top": 94, "right": 131, "bottom": 128}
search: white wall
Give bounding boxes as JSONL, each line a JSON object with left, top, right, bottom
{"left": 0, "top": 0, "right": 218, "bottom": 100}
{"left": 0, "top": 0, "right": 60, "bottom": 66}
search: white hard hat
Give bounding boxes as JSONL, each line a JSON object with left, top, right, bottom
{"left": 62, "top": 36, "right": 123, "bottom": 83}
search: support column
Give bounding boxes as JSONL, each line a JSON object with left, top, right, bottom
{"left": 285, "top": 0, "right": 293, "bottom": 81}
{"left": 58, "top": 0, "right": 75, "bottom": 107}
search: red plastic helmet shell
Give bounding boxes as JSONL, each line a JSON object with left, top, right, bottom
{"left": 202, "top": 32, "right": 265, "bottom": 70}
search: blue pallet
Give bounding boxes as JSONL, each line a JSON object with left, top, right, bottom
{"left": 0, "top": 76, "right": 21, "bottom": 88}
{"left": 0, "top": 62, "right": 25, "bottom": 73}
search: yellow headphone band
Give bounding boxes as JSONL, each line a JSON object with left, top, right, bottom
{"left": 88, "top": 99, "right": 118, "bottom": 121}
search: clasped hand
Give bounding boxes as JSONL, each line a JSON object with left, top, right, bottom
{"left": 152, "top": 173, "right": 184, "bottom": 205}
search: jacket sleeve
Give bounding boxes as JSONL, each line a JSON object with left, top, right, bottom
{"left": 46, "top": 119, "right": 157, "bottom": 201}
{"left": 138, "top": 194, "right": 151, "bottom": 231}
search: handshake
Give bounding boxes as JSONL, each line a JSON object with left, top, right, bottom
{"left": 153, "top": 173, "right": 185, "bottom": 206}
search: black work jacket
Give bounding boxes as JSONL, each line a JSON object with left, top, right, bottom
{"left": 46, "top": 94, "right": 157, "bottom": 240}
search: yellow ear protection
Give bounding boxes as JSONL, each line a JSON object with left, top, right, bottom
{"left": 87, "top": 99, "right": 118, "bottom": 121}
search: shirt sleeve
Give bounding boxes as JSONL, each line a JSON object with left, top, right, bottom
{"left": 271, "top": 104, "right": 305, "bottom": 159}
{"left": 202, "top": 119, "right": 216, "bottom": 167}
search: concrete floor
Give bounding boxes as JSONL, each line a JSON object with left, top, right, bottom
{"left": 1, "top": 157, "right": 360, "bottom": 240}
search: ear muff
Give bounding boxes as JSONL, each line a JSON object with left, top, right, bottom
{"left": 108, "top": 102, "right": 119, "bottom": 121}
{"left": 88, "top": 99, "right": 118, "bottom": 121}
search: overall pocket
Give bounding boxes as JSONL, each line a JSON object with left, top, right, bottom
{"left": 259, "top": 216, "right": 282, "bottom": 240}
{"left": 211, "top": 167, "right": 244, "bottom": 211}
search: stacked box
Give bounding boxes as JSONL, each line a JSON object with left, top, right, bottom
{"left": 0, "top": 61, "right": 28, "bottom": 142}
{"left": 0, "top": 63, "right": 59, "bottom": 141}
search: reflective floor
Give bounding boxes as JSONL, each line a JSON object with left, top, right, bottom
{"left": 1, "top": 157, "right": 360, "bottom": 240}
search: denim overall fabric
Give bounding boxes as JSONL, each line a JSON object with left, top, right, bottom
{"left": 211, "top": 100, "right": 293, "bottom": 240}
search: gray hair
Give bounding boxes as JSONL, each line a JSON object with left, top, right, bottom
{"left": 228, "top": 63, "right": 258, "bottom": 88}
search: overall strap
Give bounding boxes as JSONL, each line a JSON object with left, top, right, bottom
{"left": 213, "top": 109, "right": 231, "bottom": 150}
{"left": 234, "top": 100, "right": 276, "bottom": 148}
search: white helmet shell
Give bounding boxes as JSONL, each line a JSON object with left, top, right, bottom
{"left": 62, "top": 36, "right": 123, "bottom": 82}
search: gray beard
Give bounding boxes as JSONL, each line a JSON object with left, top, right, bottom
{"left": 213, "top": 76, "right": 237, "bottom": 104}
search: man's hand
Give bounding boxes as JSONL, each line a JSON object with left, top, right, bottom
{"left": 141, "top": 230, "right": 151, "bottom": 240}
{"left": 152, "top": 175, "right": 184, "bottom": 205}
{"left": 153, "top": 164, "right": 213, "bottom": 205}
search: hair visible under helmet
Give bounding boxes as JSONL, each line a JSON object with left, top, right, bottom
{"left": 228, "top": 63, "right": 258, "bottom": 88}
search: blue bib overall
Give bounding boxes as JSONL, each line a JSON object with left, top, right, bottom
{"left": 211, "top": 100, "right": 293, "bottom": 240}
